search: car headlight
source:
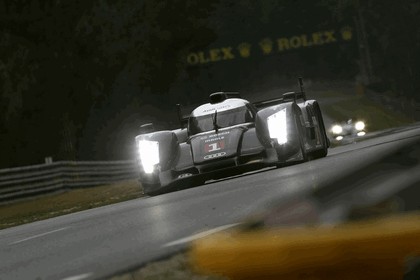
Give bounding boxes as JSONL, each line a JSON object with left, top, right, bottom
{"left": 355, "top": 121, "right": 365, "bottom": 131}
{"left": 267, "top": 108, "right": 287, "bottom": 145}
{"left": 331, "top": 125, "right": 343, "bottom": 135}
{"left": 138, "top": 140, "right": 159, "bottom": 174}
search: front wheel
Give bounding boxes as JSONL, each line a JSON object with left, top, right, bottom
{"left": 141, "top": 175, "right": 206, "bottom": 196}
{"left": 141, "top": 182, "right": 165, "bottom": 196}
{"left": 173, "top": 175, "right": 206, "bottom": 191}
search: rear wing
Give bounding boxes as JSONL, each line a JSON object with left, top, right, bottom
{"left": 253, "top": 77, "right": 307, "bottom": 109}
{"left": 175, "top": 78, "right": 308, "bottom": 126}
{"left": 253, "top": 91, "right": 306, "bottom": 109}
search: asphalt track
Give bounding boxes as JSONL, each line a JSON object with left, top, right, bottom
{"left": 1, "top": 124, "right": 420, "bottom": 280}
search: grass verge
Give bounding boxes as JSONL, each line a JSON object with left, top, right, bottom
{"left": 0, "top": 180, "right": 143, "bottom": 230}
{"left": 319, "top": 90, "right": 413, "bottom": 131}
{"left": 109, "top": 252, "right": 226, "bottom": 280}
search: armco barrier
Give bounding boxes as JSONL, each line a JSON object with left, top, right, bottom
{"left": 0, "top": 160, "right": 139, "bottom": 203}
{"left": 191, "top": 213, "right": 420, "bottom": 280}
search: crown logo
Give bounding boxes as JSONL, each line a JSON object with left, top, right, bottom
{"left": 341, "top": 26, "right": 353, "bottom": 41}
{"left": 237, "top": 43, "right": 251, "bottom": 58}
{"left": 259, "top": 38, "right": 273, "bottom": 55}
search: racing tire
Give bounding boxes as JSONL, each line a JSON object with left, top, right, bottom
{"left": 141, "top": 174, "right": 206, "bottom": 196}
{"left": 192, "top": 176, "right": 206, "bottom": 187}
{"left": 141, "top": 182, "right": 165, "bottom": 196}
{"left": 173, "top": 176, "right": 206, "bottom": 191}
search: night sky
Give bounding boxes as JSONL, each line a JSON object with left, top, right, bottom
{"left": 1, "top": 0, "right": 419, "bottom": 168}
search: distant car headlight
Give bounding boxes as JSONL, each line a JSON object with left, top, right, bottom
{"left": 332, "top": 125, "right": 343, "bottom": 135}
{"left": 138, "top": 140, "right": 159, "bottom": 174}
{"left": 357, "top": 131, "right": 366, "bottom": 137}
{"left": 355, "top": 121, "right": 365, "bottom": 131}
{"left": 267, "top": 108, "right": 287, "bottom": 145}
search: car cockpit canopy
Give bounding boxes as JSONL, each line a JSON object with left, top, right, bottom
{"left": 188, "top": 92, "right": 255, "bottom": 135}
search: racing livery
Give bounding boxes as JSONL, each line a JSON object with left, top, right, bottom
{"left": 135, "top": 78, "right": 329, "bottom": 195}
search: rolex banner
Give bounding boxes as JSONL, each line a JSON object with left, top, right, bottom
{"left": 186, "top": 26, "right": 353, "bottom": 66}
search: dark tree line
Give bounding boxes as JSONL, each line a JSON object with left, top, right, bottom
{"left": 0, "top": 0, "right": 219, "bottom": 167}
{"left": 0, "top": 0, "right": 419, "bottom": 168}
{"left": 322, "top": 0, "right": 420, "bottom": 97}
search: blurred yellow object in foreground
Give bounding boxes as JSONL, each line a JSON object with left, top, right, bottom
{"left": 191, "top": 213, "right": 420, "bottom": 279}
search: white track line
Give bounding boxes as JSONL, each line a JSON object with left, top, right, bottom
{"left": 60, "top": 272, "right": 93, "bottom": 280}
{"left": 162, "top": 223, "right": 240, "bottom": 247}
{"left": 9, "top": 227, "right": 68, "bottom": 245}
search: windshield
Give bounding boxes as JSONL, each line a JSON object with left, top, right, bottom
{"left": 189, "top": 107, "right": 254, "bottom": 135}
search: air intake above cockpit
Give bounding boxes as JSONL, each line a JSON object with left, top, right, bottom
{"left": 209, "top": 92, "right": 241, "bottom": 104}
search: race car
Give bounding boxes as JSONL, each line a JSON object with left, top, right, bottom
{"left": 330, "top": 119, "right": 366, "bottom": 141}
{"left": 135, "top": 78, "right": 329, "bottom": 195}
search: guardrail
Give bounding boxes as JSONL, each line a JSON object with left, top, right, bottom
{"left": 0, "top": 160, "right": 139, "bottom": 203}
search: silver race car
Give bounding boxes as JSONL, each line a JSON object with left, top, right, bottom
{"left": 330, "top": 119, "right": 366, "bottom": 141}
{"left": 135, "top": 78, "right": 329, "bottom": 195}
